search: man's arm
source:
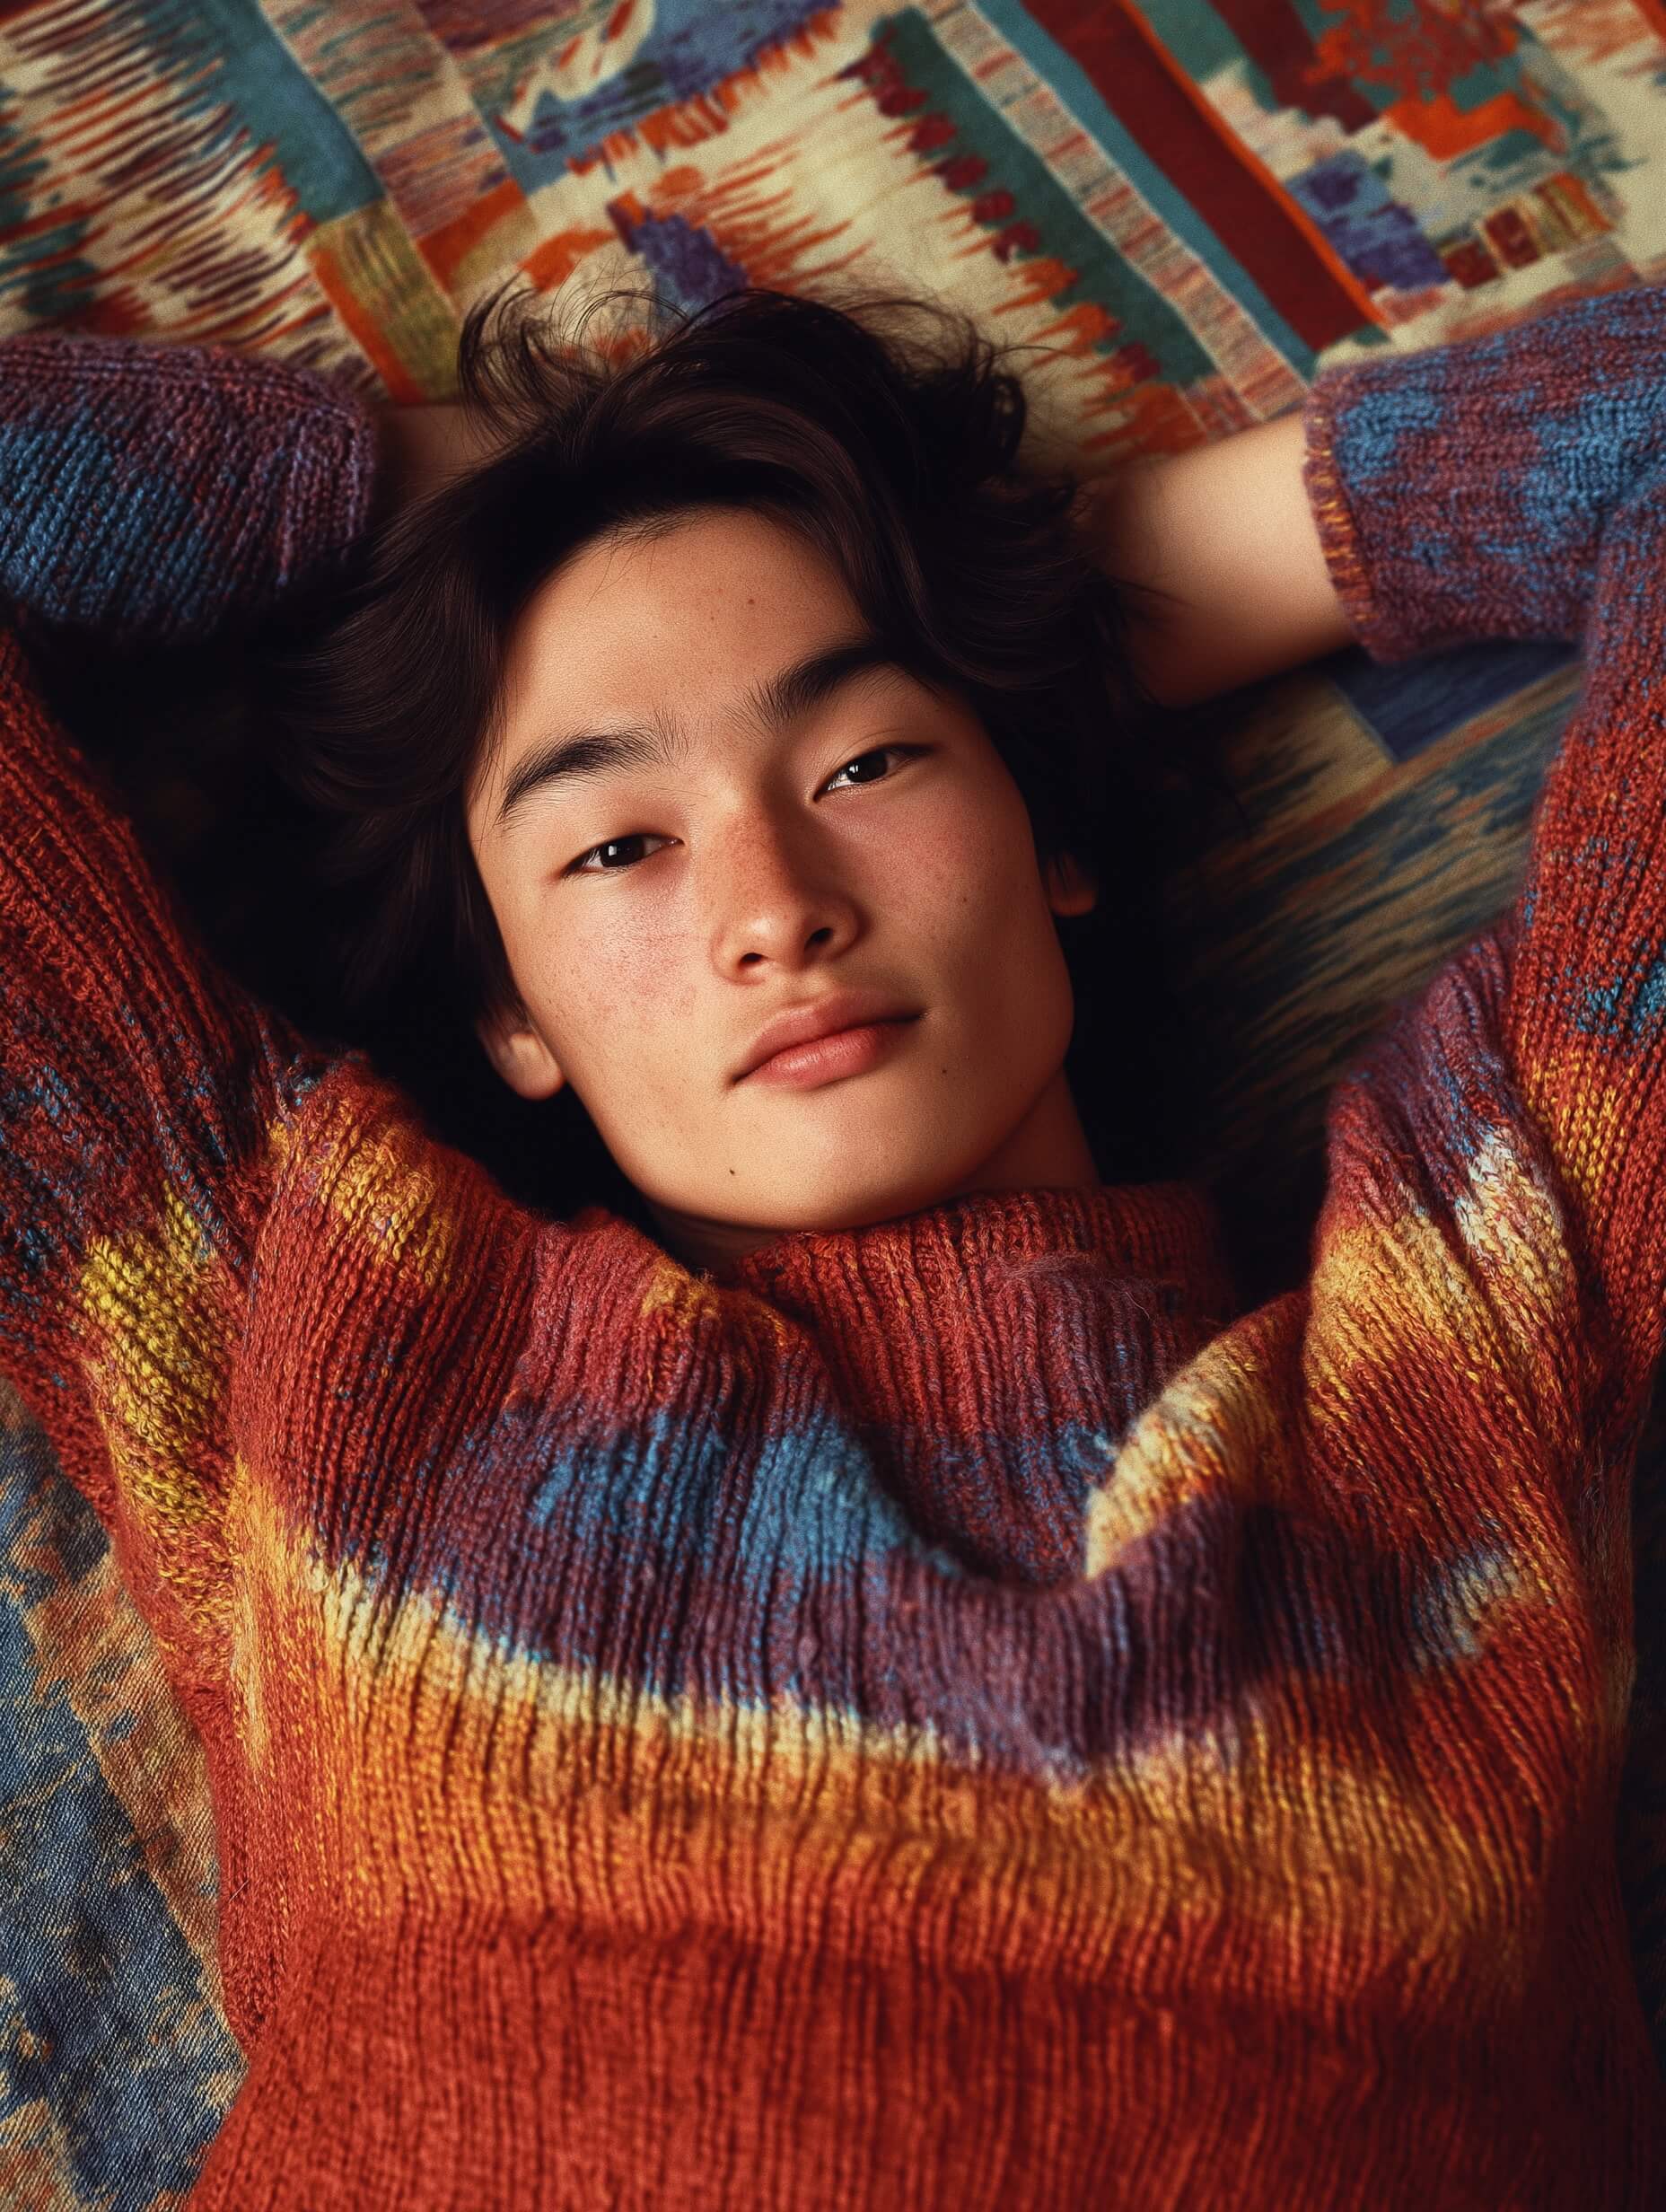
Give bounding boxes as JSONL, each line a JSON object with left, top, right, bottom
{"left": 1074, "top": 408, "right": 1355, "bottom": 709}
{"left": 0, "top": 333, "right": 374, "bottom": 643}
{"left": 0, "top": 334, "right": 368, "bottom": 1673}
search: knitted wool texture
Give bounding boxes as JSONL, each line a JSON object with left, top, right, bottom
{"left": 1, "top": 291, "right": 1663, "bottom": 2208}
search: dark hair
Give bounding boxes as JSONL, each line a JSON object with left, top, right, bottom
{"left": 255, "top": 276, "right": 1245, "bottom": 1215}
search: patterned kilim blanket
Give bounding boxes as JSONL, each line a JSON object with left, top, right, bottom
{"left": 4, "top": 2, "right": 1666, "bottom": 2203}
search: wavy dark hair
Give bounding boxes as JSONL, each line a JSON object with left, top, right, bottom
{"left": 246, "top": 276, "right": 1243, "bottom": 1220}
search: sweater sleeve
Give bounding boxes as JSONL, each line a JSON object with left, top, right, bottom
{"left": 0, "top": 333, "right": 379, "bottom": 1675}
{"left": 1300, "top": 280, "right": 1666, "bottom": 1462}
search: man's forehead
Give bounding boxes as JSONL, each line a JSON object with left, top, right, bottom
{"left": 552, "top": 501, "right": 833, "bottom": 597}
{"left": 504, "top": 505, "right": 856, "bottom": 692}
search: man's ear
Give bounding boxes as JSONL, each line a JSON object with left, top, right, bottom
{"left": 475, "top": 1002, "right": 567, "bottom": 1101}
{"left": 1045, "top": 850, "right": 1099, "bottom": 919}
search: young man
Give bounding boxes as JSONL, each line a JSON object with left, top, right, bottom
{"left": 0, "top": 281, "right": 1661, "bottom": 2206}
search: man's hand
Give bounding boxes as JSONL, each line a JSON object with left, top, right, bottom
{"left": 1076, "top": 407, "right": 1355, "bottom": 710}
{"left": 370, "top": 401, "right": 500, "bottom": 525}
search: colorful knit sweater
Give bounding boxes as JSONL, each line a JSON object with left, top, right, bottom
{"left": 1, "top": 286, "right": 1663, "bottom": 2209}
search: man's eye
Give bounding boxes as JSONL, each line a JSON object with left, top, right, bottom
{"left": 565, "top": 830, "right": 667, "bottom": 877}
{"left": 820, "top": 744, "right": 913, "bottom": 794}
{"left": 563, "top": 744, "right": 924, "bottom": 877}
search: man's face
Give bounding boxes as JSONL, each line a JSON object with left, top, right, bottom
{"left": 464, "top": 505, "right": 1103, "bottom": 1278}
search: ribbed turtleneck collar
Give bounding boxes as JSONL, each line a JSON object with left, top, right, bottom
{"left": 581, "top": 1181, "right": 1241, "bottom": 1588}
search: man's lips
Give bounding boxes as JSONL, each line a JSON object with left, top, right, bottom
{"left": 733, "top": 993, "right": 920, "bottom": 1082}
{"left": 741, "top": 1013, "right": 920, "bottom": 1084}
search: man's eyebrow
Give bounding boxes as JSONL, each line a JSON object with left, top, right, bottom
{"left": 493, "top": 630, "right": 916, "bottom": 834}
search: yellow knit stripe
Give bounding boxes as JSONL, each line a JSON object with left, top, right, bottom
{"left": 305, "top": 1112, "right": 459, "bottom": 1296}
{"left": 77, "top": 1182, "right": 236, "bottom": 1644}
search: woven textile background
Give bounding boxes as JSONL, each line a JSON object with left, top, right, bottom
{"left": 4, "top": 2, "right": 1666, "bottom": 2202}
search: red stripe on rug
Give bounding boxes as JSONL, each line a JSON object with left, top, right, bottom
{"left": 1022, "top": 0, "right": 1373, "bottom": 352}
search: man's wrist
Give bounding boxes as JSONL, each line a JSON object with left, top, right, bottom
{"left": 1076, "top": 410, "right": 1355, "bottom": 709}
{"left": 370, "top": 401, "right": 497, "bottom": 525}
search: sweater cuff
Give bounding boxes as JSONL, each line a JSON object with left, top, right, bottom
{"left": 0, "top": 332, "right": 380, "bottom": 646}
{"left": 1300, "top": 364, "right": 1400, "bottom": 664}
